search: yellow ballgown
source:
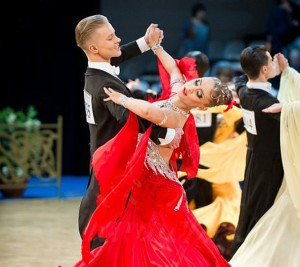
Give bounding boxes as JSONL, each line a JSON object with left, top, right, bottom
{"left": 179, "top": 105, "right": 246, "bottom": 239}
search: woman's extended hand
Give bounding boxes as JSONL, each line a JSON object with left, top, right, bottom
{"left": 104, "top": 87, "right": 124, "bottom": 105}
{"left": 262, "top": 103, "right": 283, "bottom": 113}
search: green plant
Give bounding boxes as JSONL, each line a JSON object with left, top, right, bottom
{"left": 0, "top": 105, "right": 41, "bottom": 128}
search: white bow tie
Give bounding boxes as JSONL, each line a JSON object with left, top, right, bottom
{"left": 112, "top": 66, "right": 120, "bottom": 76}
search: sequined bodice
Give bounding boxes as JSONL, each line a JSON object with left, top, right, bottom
{"left": 157, "top": 99, "right": 190, "bottom": 118}
{"left": 136, "top": 134, "right": 188, "bottom": 212}
{"left": 140, "top": 98, "right": 189, "bottom": 184}
{"left": 138, "top": 134, "right": 180, "bottom": 184}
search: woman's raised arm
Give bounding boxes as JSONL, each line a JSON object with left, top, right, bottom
{"left": 153, "top": 46, "right": 185, "bottom": 93}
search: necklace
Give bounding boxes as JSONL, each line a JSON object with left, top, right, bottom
{"left": 165, "top": 99, "right": 190, "bottom": 118}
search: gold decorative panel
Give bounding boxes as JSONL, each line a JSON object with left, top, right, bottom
{"left": 0, "top": 116, "right": 63, "bottom": 197}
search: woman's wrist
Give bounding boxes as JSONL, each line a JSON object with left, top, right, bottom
{"left": 151, "top": 43, "right": 163, "bottom": 55}
{"left": 120, "top": 95, "right": 129, "bottom": 108}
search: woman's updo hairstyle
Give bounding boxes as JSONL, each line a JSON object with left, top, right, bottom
{"left": 207, "top": 78, "right": 233, "bottom": 107}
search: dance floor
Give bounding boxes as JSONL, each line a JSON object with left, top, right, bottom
{"left": 0, "top": 176, "right": 89, "bottom": 200}
{"left": 0, "top": 176, "right": 89, "bottom": 267}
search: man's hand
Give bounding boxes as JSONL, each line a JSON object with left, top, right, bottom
{"left": 166, "top": 128, "right": 184, "bottom": 149}
{"left": 262, "top": 103, "right": 283, "bottom": 113}
{"left": 144, "top": 23, "right": 164, "bottom": 48}
{"left": 274, "top": 53, "right": 289, "bottom": 73}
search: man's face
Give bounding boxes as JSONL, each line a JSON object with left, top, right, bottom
{"left": 90, "top": 22, "right": 122, "bottom": 61}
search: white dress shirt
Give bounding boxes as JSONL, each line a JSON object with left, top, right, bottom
{"left": 246, "top": 81, "right": 272, "bottom": 93}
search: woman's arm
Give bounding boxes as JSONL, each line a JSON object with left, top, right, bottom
{"left": 262, "top": 103, "right": 283, "bottom": 113}
{"left": 154, "top": 46, "right": 185, "bottom": 93}
{"left": 104, "top": 87, "right": 182, "bottom": 128}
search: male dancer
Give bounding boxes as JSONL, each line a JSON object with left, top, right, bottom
{"left": 75, "top": 14, "right": 181, "bottom": 250}
{"left": 230, "top": 45, "right": 284, "bottom": 256}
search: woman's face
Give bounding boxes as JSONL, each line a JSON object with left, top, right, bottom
{"left": 89, "top": 22, "right": 122, "bottom": 61}
{"left": 178, "top": 77, "right": 218, "bottom": 109}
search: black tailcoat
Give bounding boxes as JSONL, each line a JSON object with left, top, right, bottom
{"left": 231, "top": 75, "right": 284, "bottom": 256}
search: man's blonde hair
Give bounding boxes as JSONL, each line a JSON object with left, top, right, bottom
{"left": 75, "top": 14, "right": 108, "bottom": 51}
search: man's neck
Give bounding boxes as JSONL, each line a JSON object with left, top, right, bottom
{"left": 87, "top": 54, "right": 110, "bottom": 63}
{"left": 248, "top": 77, "right": 268, "bottom": 83}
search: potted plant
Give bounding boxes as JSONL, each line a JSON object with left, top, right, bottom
{"left": 0, "top": 105, "right": 41, "bottom": 197}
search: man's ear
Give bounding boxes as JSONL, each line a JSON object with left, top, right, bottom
{"left": 261, "top": 65, "right": 268, "bottom": 74}
{"left": 88, "top": 44, "right": 98, "bottom": 53}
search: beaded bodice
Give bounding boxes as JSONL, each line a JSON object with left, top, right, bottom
{"left": 138, "top": 134, "right": 180, "bottom": 184}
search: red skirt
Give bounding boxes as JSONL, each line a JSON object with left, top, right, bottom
{"left": 74, "top": 166, "right": 230, "bottom": 267}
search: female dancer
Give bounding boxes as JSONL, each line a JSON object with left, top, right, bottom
{"left": 72, "top": 43, "right": 233, "bottom": 266}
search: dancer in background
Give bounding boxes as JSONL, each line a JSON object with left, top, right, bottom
{"left": 230, "top": 52, "right": 300, "bottom": 267}
{"left": 230, "top": 45, "right": 284, "bottom": 256}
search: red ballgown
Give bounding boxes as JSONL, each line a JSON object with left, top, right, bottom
{"left": 72, "top": 112, "right": 230, "bottom": 267}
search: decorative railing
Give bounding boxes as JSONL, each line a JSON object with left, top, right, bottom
{"left": 0, "top": 116, "right": 63, "bottom": 197}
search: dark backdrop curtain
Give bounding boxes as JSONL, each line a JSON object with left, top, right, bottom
{"left": 1, "top": 0, "right": 101, "bottom": 175}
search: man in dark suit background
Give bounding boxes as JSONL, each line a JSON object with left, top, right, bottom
{"left": 230, "top": 45, "right": 284, "bottom": 257}
{"left": 75, "top": 14, "right": 182, "bottom": 250}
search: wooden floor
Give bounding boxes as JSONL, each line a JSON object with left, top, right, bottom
{"left": 0, "top": 198, "right": 82, "bottom": 267}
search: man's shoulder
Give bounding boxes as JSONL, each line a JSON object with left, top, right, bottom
{"left": 85, "top": 68, "right": 109, "bottom": 77}
{"left": 84, "top": 73, "right": 129, "bottom": 98}
{"left": 85, "top": 69, "right": 123, "bottom": 84}
{"left": 241, "top": 90, "right": 279, "bottom": 112}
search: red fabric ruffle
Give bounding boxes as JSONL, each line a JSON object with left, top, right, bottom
{"left": 82, "top": 113, "right": 152, "bottom": 262}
